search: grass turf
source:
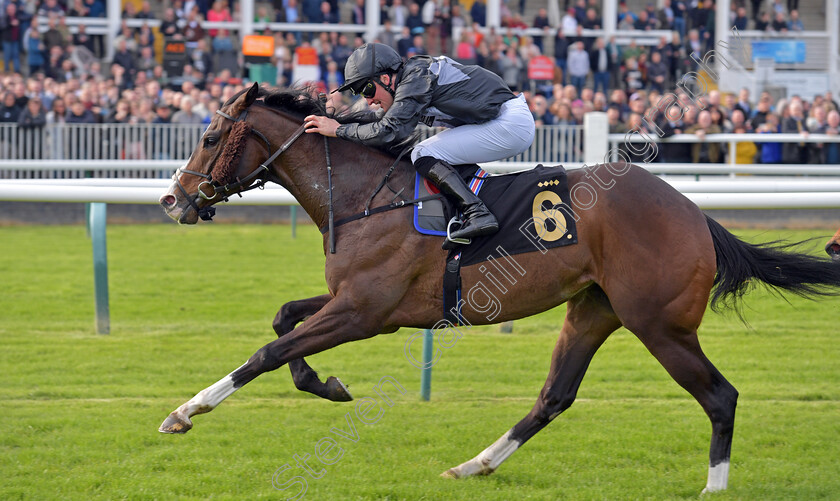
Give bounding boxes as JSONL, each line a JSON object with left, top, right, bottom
{"left": 1, "top": 223, "right": 839, "bottom": 500}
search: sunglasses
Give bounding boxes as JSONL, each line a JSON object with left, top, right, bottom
{"left": 350, "top": 78, "right": 378, "bottom": 99}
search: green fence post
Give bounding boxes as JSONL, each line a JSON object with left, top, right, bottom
{"left": 85, "top": 202, "right": 91, "bottom": 238}
{"left": 90, "top": 203, "right": 110, "bottom": 334}
{"left": 420, "top": 329, "right": 433, "bottom": 401}
{"left": 84, "top": 171, "right": 92, "bottom": 237}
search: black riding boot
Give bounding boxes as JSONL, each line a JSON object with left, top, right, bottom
{"left": 418, "top": 157, "right": 499, "bottom": 240}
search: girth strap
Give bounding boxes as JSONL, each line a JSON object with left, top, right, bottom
{"left": 317, "top": 194, "right": 443, "bottom": 234}
{"left": 443, "top": 250, "right": 466, "bottom": 326}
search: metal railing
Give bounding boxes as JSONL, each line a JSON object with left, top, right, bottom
{"left": 4, "top": 176, "right": 840, "bottom": 210}
{"left": 0, "top": 123, "right": 585, "bottom": 179}
{"left": 607, "top": 132, "right": 840, "bottom": 166}
{"left": 419, "top": 124, "right": 584, "bottom": 165}
{"left": 729, "top": 30, "right": 832, "bottom": 72}
{"left": 0, "top": 123, "right": 206, "bottom": 179}
{"left": 6, "top": 124, "right": 840, "bottom": 179}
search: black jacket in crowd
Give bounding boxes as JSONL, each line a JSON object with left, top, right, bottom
{"left": 588, "top": 46, "right": 614, "bottom": 73}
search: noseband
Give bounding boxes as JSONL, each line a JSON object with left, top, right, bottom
{"left": 173, "top": 106, "right": 306, "bottom": 222}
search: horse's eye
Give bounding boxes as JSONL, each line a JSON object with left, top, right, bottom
{"left": 204, "top": 135, "right": 218, "bottom": 147}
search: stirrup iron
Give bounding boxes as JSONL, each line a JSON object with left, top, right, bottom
{"left": 446, "top": 217, "right": 471, "bottom": 245}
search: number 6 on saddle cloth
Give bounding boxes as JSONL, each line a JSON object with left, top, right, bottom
{"left": 414, "top": 164, "right": 578, "bottom": 264}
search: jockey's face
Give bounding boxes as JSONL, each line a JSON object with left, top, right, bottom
{"left": 366, "top": 74, "right": 395, "bottom": 111}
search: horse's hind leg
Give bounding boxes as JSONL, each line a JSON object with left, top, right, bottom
{"left": 273, "top": 294, "right": 352, "bottom": 402}
{"left": 631, "top": 322, "right": 738, "bottom": 493}
{"left": 443, "top": 287, "right": 621, "bottom": 478}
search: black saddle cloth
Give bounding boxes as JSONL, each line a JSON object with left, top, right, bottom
{"left": 414, "top": 164, "right": 578, "bottom": 267}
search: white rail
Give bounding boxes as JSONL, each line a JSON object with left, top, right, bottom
{"left": 483, "top": 162, "right": 840, "bottom": 176}
{"left": 0, "top": 183, "right": 296, "bottom": 205}
{"left": 0, "top": 160, "right": 183, "bottom": 172}
{"left": 666, "top": 179, "right": 840, "bottom": 192}
{"left": 6, "top": 177, "right": 840, "bottom": 193}
{"left": 4, "top": 160, "right": 840, "bottom": 177}
{"left": 3, "top": 179, "right": 839, "bottom": 209}
{"left": 687, "top": 192, "right": 840, "bottom": 208}
{"left": 1, "top": 127, "right": 835, "bottom": 175}
{"left": 610, "top": 133, "right": 840, "bottom": 143}
{"left": 0, "top": 124, "right": 585, "bottom": 169}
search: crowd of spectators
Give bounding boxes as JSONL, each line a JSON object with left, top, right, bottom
{"left": 592, "top": 86, "right": 840, "bottom": 164}
{"left": 0, "top": 0, "right": 836, "bottom": 164}
{"left": 0, "top": 0, "right": 819, "bottom": 91}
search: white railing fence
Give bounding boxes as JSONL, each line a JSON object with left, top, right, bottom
{"left": 606, "top": 132, "right": 840, "bottom": 169}
{"left": 4, "top": 175, "right": 840, "bottom": 210}
{"left": 5, "top": 121, "right": 840, "bottom": 179}
{"left": 419, "top": 125, "right": 584, "bottom": 165}
{"left": 0, "top": 124, "right": 206, "bottom": 176}
{"left": 0, "top": 123, "right": 586, "bottom": 178}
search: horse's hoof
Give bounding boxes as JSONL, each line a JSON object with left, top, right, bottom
{"left": 159, "top": 412, "right": 193, "bottom": 434}
{"left": 440, "top": 468, "right": 459, "bottom": 479}
{"left": 326, "top": 376, "right": 353, "bottom": 402}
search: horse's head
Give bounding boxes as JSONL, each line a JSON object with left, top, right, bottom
{"left": 160, "top": 83, "right": 277, "bottom": 224}
{"left": 826, "top": 227, "right": 840, "bottom": 260}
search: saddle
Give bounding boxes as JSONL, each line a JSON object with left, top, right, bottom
{"left": 414, "top": 163, "right": 578, "bottom": 266}
{"left": 413, "top": 165, "right": 490, "bottom": 238}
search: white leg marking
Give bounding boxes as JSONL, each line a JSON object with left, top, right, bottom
{"left": 701, "top": 461, "right": 730, "bottom": 494}
{"left": 443, "top": 429, "right": 521, "bottom": 478}
{"left": 176, "top": 363, "right": 246, "bottom": 418}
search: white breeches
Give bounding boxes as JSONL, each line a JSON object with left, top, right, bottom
{"left": 411, "top": 94, "right": 536, "bottom": 165}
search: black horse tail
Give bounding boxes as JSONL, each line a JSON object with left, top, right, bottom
{"left": 705, "top": 215, "right": 840, "bottom": 314}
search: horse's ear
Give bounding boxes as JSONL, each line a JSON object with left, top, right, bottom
{"left": 245, "top": 82, "right": 260, "bottom": 107}
{"left": 231, "top": 82, "right": 260, "bottom": 115}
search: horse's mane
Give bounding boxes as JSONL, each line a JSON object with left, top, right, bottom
{"left": 225, "top": 86, "right": 418, "bottom": 157}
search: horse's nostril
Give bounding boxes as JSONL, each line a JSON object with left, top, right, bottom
{"left": 826, "top": 243, "right": 840, "bottom": 256}
{"left": 160, "top": 194, "right": 177, "bottom": 208}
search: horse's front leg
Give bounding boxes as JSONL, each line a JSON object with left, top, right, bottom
{"left": 274, "top": 294, "right": 353, "bottom": 402}
{"left": 159, "top": 292, "right": 388, "bottom": 434}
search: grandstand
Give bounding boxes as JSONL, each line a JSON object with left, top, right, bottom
{"left": 0, "top": 0, "right": 838, "bottom": 169}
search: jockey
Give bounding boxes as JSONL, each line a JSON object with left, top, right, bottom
{"left": 304, "top": 42, "right": 535, "bottom": 241}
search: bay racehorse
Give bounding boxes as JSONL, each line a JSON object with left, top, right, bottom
{"left": 158, "top": 84, "right": 840, "bottom": 494}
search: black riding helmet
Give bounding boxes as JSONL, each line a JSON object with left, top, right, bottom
{"left": 334, "top": 43, "right": 404, "bottom": 96}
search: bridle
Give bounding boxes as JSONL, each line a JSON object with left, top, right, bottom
{"left": 172, "top": 105, "right": 306, "bottom": 223}
{"left": 171, "top": 96, "right": 432, "bottom": 255}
